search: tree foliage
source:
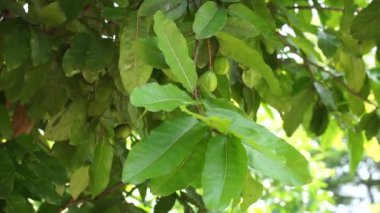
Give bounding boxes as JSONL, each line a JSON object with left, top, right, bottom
{"left": 0, "top": 0, "right": 379, "bottom": 212}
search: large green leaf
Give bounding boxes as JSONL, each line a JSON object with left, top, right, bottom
{"left": 153, "top": 11, "right": 197, "bottom": 92}
{"left": 62, "top": 33, "right": 92, "bottom": 77}
{"left": 227, "top": 3, "right": 281, "bottom": 52}
{"left": 347, "top": 129, "right": 364, "bottom": 175}
{"left": 119, "top": 13, "right": 152, "bottom": 94}
{"left": 59, "top": 0, "right": 89, "bottom": 20}
{"left": 30, "top": 29, "right": 52, "bottom": 66}
{"left": 240, "top": 173, "right": 263, "bottom": 210}
{"left": 138, "top": 0, "right": 183, "bottom": 17}
{"left": 204, "top": 99, "right": 312, "bottom": 186}
{"left": 351, "top": 0, "right": 380, "bottom": 40}
{"left": 0, "top": 147, "right": 15, "bottom": 198}
{"left": 70, "top": 166, "right": 90, "bottom": 199}
{"left": 0, "top": 105, "right": 12, "bottom": 139}
{"left": 135, "top": 37, "right": 169, "bottom": 69}
{"left": 193, "top": 1, "right": 227, "bottom": 39}
{"left": 202, "top": 135, "right": 247, "bottom": 211}
{"left": 90, "top": 138, "right": 114, "bottom": 197}
{"left": 1, "top": 20, "right": 30, "bottom": 70}
{"left": 130, "top": 83, "right": 196, "bottom": 112}
{"left": 150, "top": 137, "right": 208, "bottom": 196}
{"left": 122, "top": 116, "right": 208, "bottom": 184}
{"left": 216, "top": 32, "right": 281, "bottom": 95}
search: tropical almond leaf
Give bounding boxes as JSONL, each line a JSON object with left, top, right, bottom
{"left": 351, "top": 0, "right": 380, "bottom": 40}
{"left": 216, "top": 32, "right": 281, "bottom": 95}
{"left": 119, "top": 13, "right": 152, "bottom": 95}
{"left": 240, "top": 173, "right": 263, "bottom": 210}
{"left": 89, "top": 138, "right": 114, "bottom": 198}
{"left": 153, "top": 11, "right": 197, "bottom": 92}
{"left": 193, "top": 1, "right": 227, "bottom": 39}
{"left": 202, "top": 135, "right": 247, "bottom": 211}
{"left": 204, "top": 99, "right": 312, "bottom": 186}
{"left": 70, "top": 166, "right": 89, "bottom": 199}
{"left": 150, "top": 137, "right": 208, "bottom": 196}
{"left": 130, "top": 83, "right": 196, "bottom": 112}
{"left": 122, "top": 116, "right": 208, "bottom": 184}
{"left": 138, "top": 0, "right": 183, "bottom": 17}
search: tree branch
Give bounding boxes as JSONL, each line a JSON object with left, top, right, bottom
{"left": 285, "top": 5, "right": 345, "bottom": 12}
{"left": 57, "top": 182, "right": 127, "bottom": 213}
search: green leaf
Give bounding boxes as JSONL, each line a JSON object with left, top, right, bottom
{"left": 138, "top": 0, "right": 183, "bottom": 17}
{"left": 85, "top": 38, "right": 114, "bottom": 73}
{"left": 347, "top": 129, "right": 364, "bottom": 175}
{"left": 202, "top": 135, "right": 247, "bottom": 211}
{"left": 153, "top": 194, "right": 177, "bottom": 213}
{"left": 135, "top": 37, "right": 169, "bottom": 69}
{"left": 283, "top": 89, "right": 316, "bottom": 136}
{"left": 5, "top": 194, "right": 34, "bottom": 213}
{"left": 227, "top": 3, "right": 281, "bottom": 53}
{"left": 90, "top": 137, "right": 114, "bottom": 197}
{"left": 0, "top": 147, "right": 15, "bottom": 198}
{"left": 44, "top": 103, "right": 86, "bottom": 141}
{"left": 351, "top": 0, "right": 380, "bottom": 40}
{"left": 240, "top": 173, "right": 263, "bottom": 210}
{"left": 153, "top": 11, "right": 198, "bottom": 92}
{"left": 204, "top": 99, "right": 312, "bottom": 186}
{"left": 335, "top": 50, "right": 365, "bottom": 93}
{"left": 222, "top": 17, "right": 260, "bottom": 40}
{"left": 119, "top": 13, "right": 152, "bottom": 94}
{"left": 70, "top": 166, "right": 90, "bottom": 199}
{"left": 1, "top": 20, "right": 30, "bottom": 70}
{"left": 193, "top": 1, "right": 227, "bottom": 39}
{"left": 130, "top": 83, "right": 195, "bottom": 112}
{"left": 62, "top": 33, "right": 92, "bottom": 77}
{"left": 30, "top": 29, "right": 52, "bottom": 66}
{"left": 59, "top": 0, "right": 89, "bottom": 21}
{"left": 150, "top": 137, "right": 208, "bottom": 196}
{"left": 216, "top": 32, "right": 281, "bottom": 95}
{"left": 37, "top": 1, "right": 66, "bottom": 27}
{"left": 122, "top": 116, "right": 208, "bottom": 184}
{"left": 0, "top": 105, "right": 12, "bottom": 139}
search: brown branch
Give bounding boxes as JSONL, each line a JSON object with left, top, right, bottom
{"left": 57, "top": 182, "right": 127, "bottom": 213}
{"left": 285, "top": 5, "right": 345, "bottom": 12}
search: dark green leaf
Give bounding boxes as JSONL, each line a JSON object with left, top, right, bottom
{"left": 0, "top": 106, "right": 12, "bottom": 139}
{"left": 135, "top": 37, "right": 169, "bottom": 69}
{"left": 0, "top": 147, "right": 15, "bottom": 198}
{"left": 153, "top": 194, "right": 177, "bottom": 213}
{"left": 59, "top": 0, "right": 89, "bottom": 20}
{"left": 351, "top": 0, "right": 380, "bottom": 40}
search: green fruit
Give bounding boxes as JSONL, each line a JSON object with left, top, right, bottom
{"left": 213, "top": 56, "right": 230, "bottom": 75}
{"left": 199, "top": 71, "right": 218, "bottom": 92}
{"left": 114, "top": 124, "right": 130, "bottom": 139}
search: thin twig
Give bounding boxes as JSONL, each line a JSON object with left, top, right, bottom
{"left": 285, "top": 5, "right": 344, "bottom": 12}
{"left": 57, "top": 182, "right": 127, "bottom": 213}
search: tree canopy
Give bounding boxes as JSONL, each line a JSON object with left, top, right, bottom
{"left": 1, "top": 0, "right": 380, "bottom": 212}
